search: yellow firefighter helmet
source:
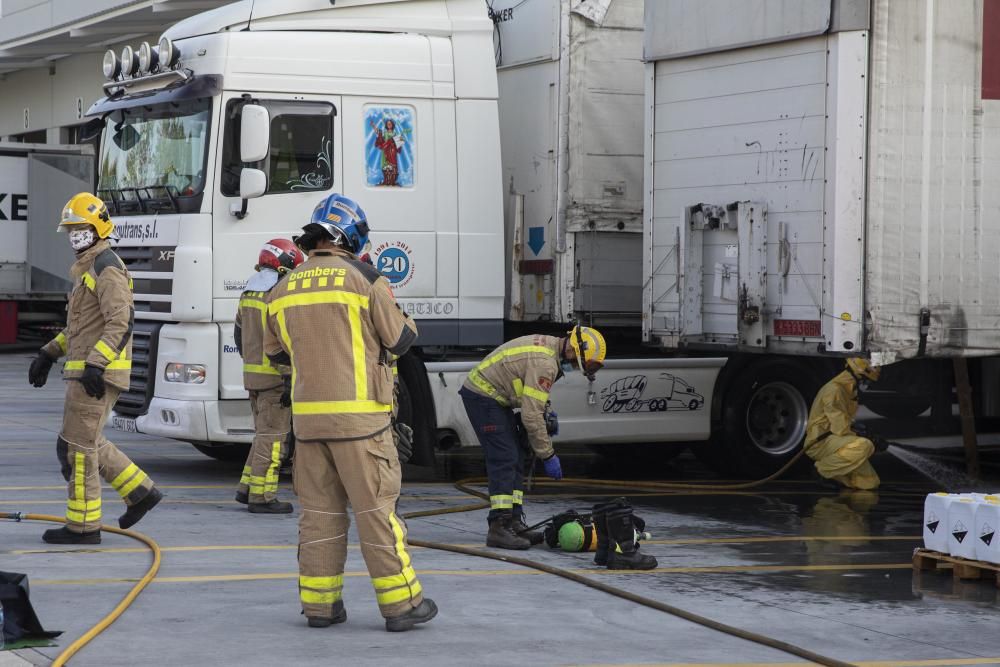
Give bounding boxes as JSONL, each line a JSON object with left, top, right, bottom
{"left": 58, "top": 193, "right": 115, "bottom": 239}
{"left": 568, "top": 326, "right": 607, "bottom": 377}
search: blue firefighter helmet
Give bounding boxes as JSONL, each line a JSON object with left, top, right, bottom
{"left": 299, "top": 193, "right": 370, "bottom": 254}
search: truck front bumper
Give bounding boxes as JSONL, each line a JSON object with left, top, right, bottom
{"left": 115, "top": 397, "right": 253, "bottom": 443}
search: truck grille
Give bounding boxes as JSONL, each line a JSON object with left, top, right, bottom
{"left": 118, "top": 245, "right": 175, "bottom": 315}
{"left": 115, "top": 321, "right": 162, "bottom": 416}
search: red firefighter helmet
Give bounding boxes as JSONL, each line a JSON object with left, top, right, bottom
{"left": 257, "top": 239, "right": 305, "bottom": 274}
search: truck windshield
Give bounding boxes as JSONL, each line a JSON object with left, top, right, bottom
{"left": 97, "top": 97, "right": 211, "bottom": 214}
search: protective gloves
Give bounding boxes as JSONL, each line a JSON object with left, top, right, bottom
{"left": 80, "top": 364, "right": 106, "bottom": 400}
{"left": 544, "top": 405, "right": 559, "bottom": 436}
{"left": 28, "top": 351, "right": 55, "bottom": 388}
{"left": 543, "top": 454, "right": 563, "bottom": 481}
{"left": 393, "top": 422, "right": 414, "bottom": 463}
{"left": 280, "top": 376, "right": 292, "bottom": 408}
{"left": 871, "top": 434, "right": 890, "bottom": 454}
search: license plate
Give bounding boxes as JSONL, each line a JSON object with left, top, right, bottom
{"left": 112, "top": 416, "right": 137, "bottom": 433}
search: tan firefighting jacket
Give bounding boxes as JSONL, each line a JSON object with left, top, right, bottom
{"left": 42, "top": 239, "right": 134, "bottom": 391}
{"left": 263, "top": 247, "right": 417, "bottom": 442}
{"left": 805, "top": 371, "right": 858, "bottom": 448}
{"left": 462, "top": 334, "right": 562, "bottom": 459}
{"left": 235, "top": 281, "right": 289, "bottom": 391}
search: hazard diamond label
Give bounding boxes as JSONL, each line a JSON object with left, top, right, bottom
{"left": 952, "top": 520, "right": 969, "bottom": 544}
{"left": 926, "top": 511, "right": 939, "bottom": 534}
{"left": 981, "top": 522, "right": 995, "bottom": 547}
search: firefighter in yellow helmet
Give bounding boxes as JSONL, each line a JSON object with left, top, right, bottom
{"left": 459, "top": 326, "right": 606, "bottom": 550}
{"left": 28, "top": 193, "right": 161, "bottom": 544}
{"left": 804, "top": 358, "right": 886, "bottom": 490}
{"left": 263, "top": 194, "right": 435, "bottom": 632}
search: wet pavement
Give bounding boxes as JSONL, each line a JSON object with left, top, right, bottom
{"left": 1, "top": 353, "right": 1000, "bottom": 666}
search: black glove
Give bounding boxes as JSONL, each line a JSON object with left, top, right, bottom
{"left": 544, "top": 403, "right": 559, "bottom": 436}
{"left": 280, "top": 376, "right": 292, "bottom": 408}
{"left": 871, "top": 434, "right": 890, "bottom": 453}
{"left": 28, "top": 351, "right": 55, "bottom": 388}
{"left": 80, "top": 364, "right": 106, "bottom": 400}
{"left": 393, "top": 422, "right": 414, "bottom": 464}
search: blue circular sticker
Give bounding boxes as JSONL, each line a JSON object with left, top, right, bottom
{"left": 377, "top": 247, "right": 411, "bottom": 285}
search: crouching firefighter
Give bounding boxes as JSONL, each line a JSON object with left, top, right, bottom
{"left": 460, "top": 327, "right": 606, "bottom": 550}
{"left": 28, "top": 193, "right": 161, "bottom": 544}
{"left": 805, "top": 357, "right": 886, "bottom": 491}
{"left": 234, "top": 239, "right": 305, "bottom": 513}
{"left": 264, "top": 194, "right": 436, "bottom": 632}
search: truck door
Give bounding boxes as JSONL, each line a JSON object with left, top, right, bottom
{"left": 213, "top": 93, "right": 342, "bottom": 399}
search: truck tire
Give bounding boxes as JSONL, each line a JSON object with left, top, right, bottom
{"left": 699, "top": 359, "right": 821, "bottom": 478}
{"left": 191, "top": 442, "right": 250, "bottom": 462}
{"left": 396, "top": 353, "right": 437, "bottom": 467}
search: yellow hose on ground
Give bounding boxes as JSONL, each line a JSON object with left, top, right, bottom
{"left": 401, "top": 449, "right": 859, "bottom": 667}
{"left": 0, "top": 512, "right": 161, "bottom": 667}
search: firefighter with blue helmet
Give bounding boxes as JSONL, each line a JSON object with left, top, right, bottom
{"left": 264, "top": 193, "right": 436, "bottom": 632}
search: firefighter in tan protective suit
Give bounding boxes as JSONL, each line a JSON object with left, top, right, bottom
{"left": 234, "top": 239, "right": 305, "bottom": 513}
{"left": 805, "top": 358, "right": 888, "bottom": 490}
{"left": 28, "top": 193, "right": 161, "bottom": 544}
{"left": 263, "top": 194, "right": 436, "bottom": 632}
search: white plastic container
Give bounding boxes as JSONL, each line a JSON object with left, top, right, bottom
{"left": 947, "top": 496, "right": 980, "bottom": 559}
{"left": 923, "top": 493, "right": 955, "bottom": 553}
{"left": 974, "top": 497, "right": 1000, "bottom": 564}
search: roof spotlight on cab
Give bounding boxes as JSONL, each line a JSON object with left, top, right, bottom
{"left": 120, "top": 45, "right": 139, "bottom": 77}
{"left": 102, "top": 49, "right": 120, "bottom": 80}
{"left": 158, "top": 37, "right": 180, "bottom": 69}
{"left": 138, "top": 42, "right": 159, "bottom": 74}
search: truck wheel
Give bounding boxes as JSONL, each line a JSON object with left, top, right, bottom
{"left": 700, "top": 359, "right": 821, "bottom": 478}
{"left": 191, "top": 442, "right": 250, "bottom": 462}
{"left": 396, "top": 353, "right": 437, "bottom": 467}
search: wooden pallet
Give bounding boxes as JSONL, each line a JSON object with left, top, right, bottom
{"left": 913, "top": 548, "right": 1000, "bottom": 587}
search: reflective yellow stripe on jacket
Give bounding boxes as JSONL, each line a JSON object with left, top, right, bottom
{"left": 269, "top": 290, "right": 391, "bottom": 416}
{"left": 468, "top": 345, "right": 556, "bottom": 407}
{"left": 240, "top": 294, "right": 280, "bottom": 377}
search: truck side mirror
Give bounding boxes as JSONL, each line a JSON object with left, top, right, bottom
{"left": 232, "top": 168, "right": 267, "bottom": 220}
{"left": 240, "top": 104, "right": 269, "bottom": 162}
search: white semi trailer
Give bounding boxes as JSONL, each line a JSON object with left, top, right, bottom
{"left": 643, "top": 0, "right": 1000, "bottom": 475}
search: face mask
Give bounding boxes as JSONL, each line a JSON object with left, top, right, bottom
{"left": 857, "top": 379, "right": 870, "bottom": 393}
{"left": 560, "top": 360, "right": 574, "bottom": 374}
{"left": 69, "top": 228, "right": 97, "bottom": 251}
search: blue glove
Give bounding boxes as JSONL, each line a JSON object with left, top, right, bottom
{"left": 543, "top": 454, "right": 563, "bottom": 481}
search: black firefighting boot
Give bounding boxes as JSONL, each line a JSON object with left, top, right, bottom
{"left": 591, "top": 498, "right": 629, "bottom": 566}
{"left": 385, "top": 598, "right": 438, "bottom": 632}
{"left": 248, "top": 499, "right": 294, "bottom": 514}
{"left": 42, "top": 526, "right": 101, "bottom": 545}
{"left": 512, "top": 510, "right": 544, "bottom": 546}
{"left": 119, "top": 487, "right": 163, "bottom": 530}
{"left": 606, "top": 506, "right": 657, "bottom": 570}
{"left": 307, "top": 600, "right": 347, "bottom": 628}
{"left": 235, "top": 491, "right": 249, "bottom": 505}
{"left": 486, "top": 512, "right": 531, "bottom": 550}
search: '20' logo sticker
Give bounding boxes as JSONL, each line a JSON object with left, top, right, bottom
{"left": 373, "top": 242, "right": 414, "bottom": 289}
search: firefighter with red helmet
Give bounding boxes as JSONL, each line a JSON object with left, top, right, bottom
{"left": 234, "top": 239, "right": 305, "bottom": 513}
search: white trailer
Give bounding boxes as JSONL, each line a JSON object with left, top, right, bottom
{"left": 0, "top": 143, "right": 93, "bottom": 341}
{"left": 643, "top": 0, "right": 1000, "bottom": 475}
{"left": 82, "top": 0, "right": 724, "bottom": 464}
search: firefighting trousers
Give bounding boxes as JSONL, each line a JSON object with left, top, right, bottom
{"left": 460, "top": 388, "right": 529, "bottom": 523}
{"left": 238, "top": 387, "right": 290, "bottom": 503}
{"left": 58, "top": 381, "right": 156, "bottom": 533}
{"left": 293, "top": 428, "right": 423, "bottom": 619}
{"left": 805, "top": 434, "right": 880, "bottom": 490}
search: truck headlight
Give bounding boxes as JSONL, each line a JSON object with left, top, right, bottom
{"left": 165, "top": 363, "right": 206, "bottom": 384}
